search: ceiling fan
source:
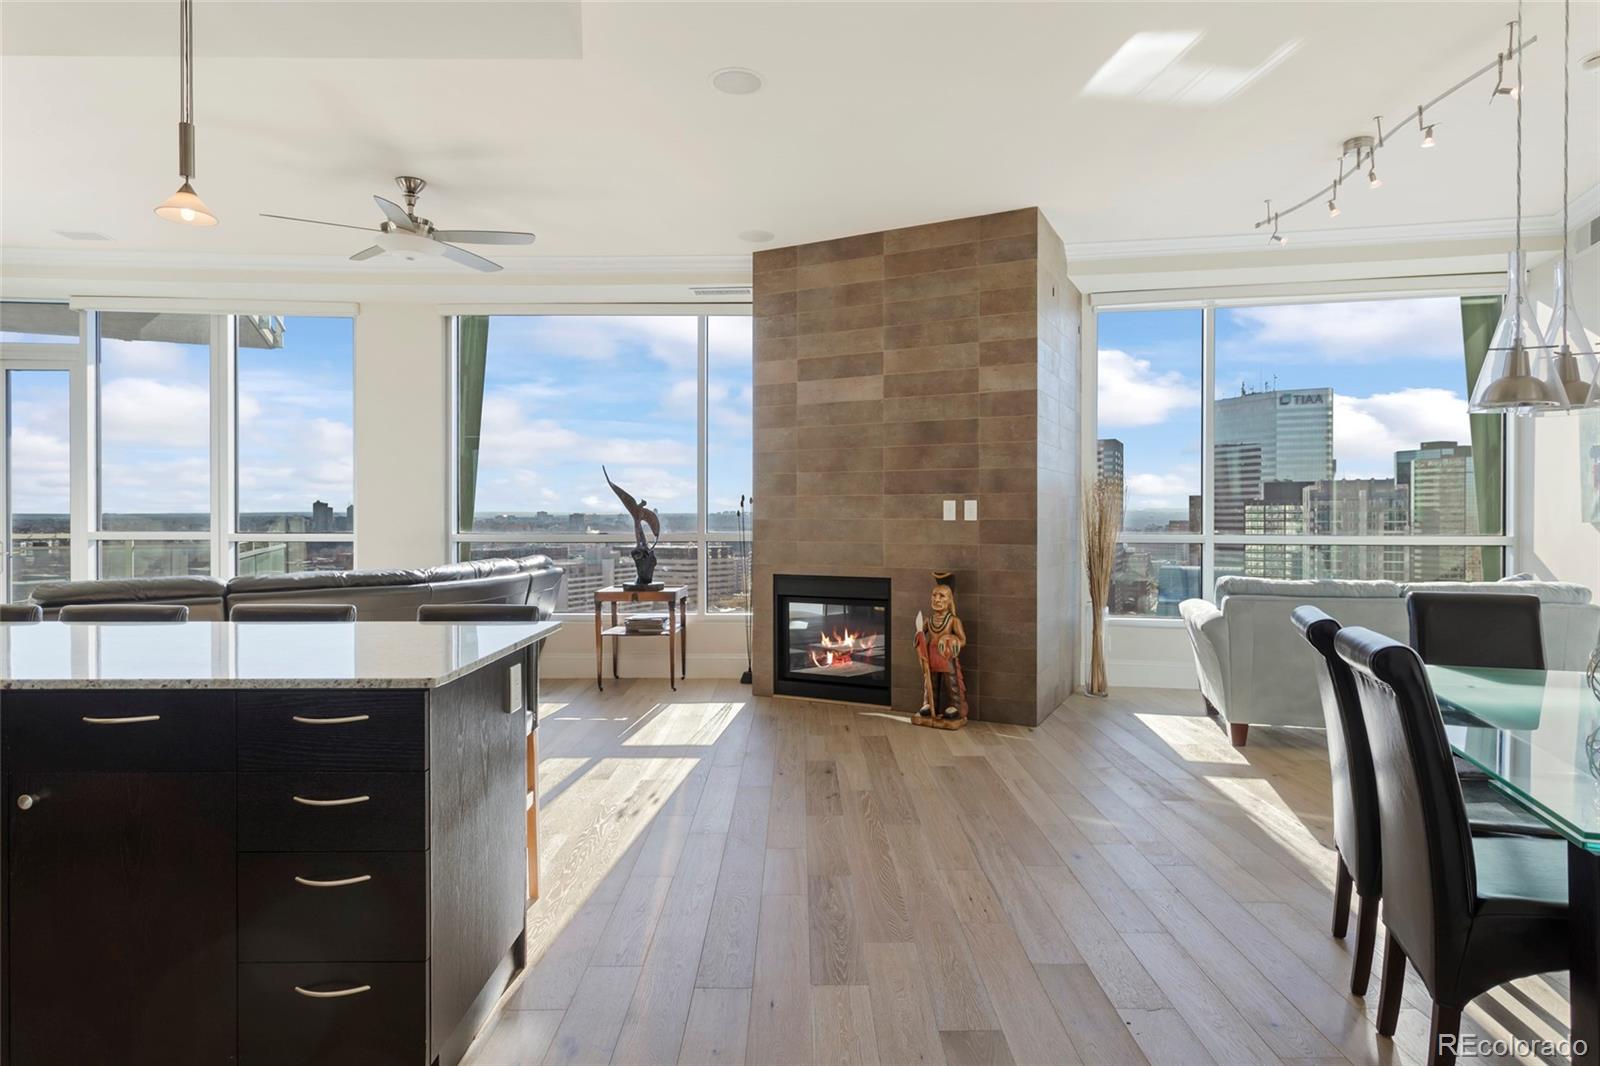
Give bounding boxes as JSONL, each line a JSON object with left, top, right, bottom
{"left": 261, "top": 176, "right": 535, "bottom": 272}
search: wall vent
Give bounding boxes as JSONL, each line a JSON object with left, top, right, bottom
{"left": 1587, "top": 215, "right": 1600, "bottom": 252}
{"left": 690, "top": 285, "right": 753, "bottom": 298}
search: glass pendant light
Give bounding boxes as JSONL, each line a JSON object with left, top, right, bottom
{"left": 154, "top": 0, "right": 217, "bottom": 226}
{"left": 1542, "top": 0, "right": 1599, "bottom": 408}
{"left": 1469, "top": 2, "right": 1562, "bottom": 412}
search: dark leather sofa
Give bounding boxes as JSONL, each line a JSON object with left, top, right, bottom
{"left": 21, "top": 555, "right": 563, "bottom": 622}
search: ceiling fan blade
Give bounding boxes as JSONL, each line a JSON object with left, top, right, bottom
{"left": 259, "top": 212, "right": 379, "bottom": 232}
{"left": 439, "top": 242, "right": 503, "bottom": 273}
{"left": 373, "top": 195, "right": 414, "bottom": 229}
{"left": 430, "top": 229, "right": 536, "bottom": 246}
{"left": 349, "top": 245, "right": 385, "bottom": 261}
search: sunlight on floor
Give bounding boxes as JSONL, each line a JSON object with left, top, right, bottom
{"left": 621, "top": 700, "right": 744, "bottom": 747}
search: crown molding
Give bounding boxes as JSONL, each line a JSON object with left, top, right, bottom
{"left": 1063, "top": 183, "right": 1600, "bottom": 262}
{"left": 0, "top": 247, "right": 753, "bottom": 280}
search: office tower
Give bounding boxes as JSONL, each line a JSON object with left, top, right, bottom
{"left": 311, "top": 499, "right": 334, "bottom": 532}
{"left": 1215, "top": 386, "right": 1335, "bottom": 484}
{"left": 1306, "top": 477, "right": 1411, "bottom": 580}
{"left": 1212, "top": 442, "right": 1263, "bottom": 535}
{"left": 1243, "top": 480, "right": 1310, "bottom": 578}
{"left": 1404, "top": 442, "right": 1480, "bottom": 580}
{"left": 1096, "top": 438, "right": 1125, "bottom": 528}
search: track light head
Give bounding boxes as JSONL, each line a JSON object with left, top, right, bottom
{"left": 1327, "top": 199, "right": 1340, "bottom": 218}
{"left": 1368, "top": 167, "right": 1382, "bottom": 189}
{"left": 1422, "top": 125, "right": 1436, "bottom": 147}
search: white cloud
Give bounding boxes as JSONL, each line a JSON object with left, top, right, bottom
{"left": 486, "top": 316, "right": 700, "bottom": 371}
{"left": 1097, "top": 348, "right": 1199, "bottom": 427}
{"left": 7, "top": 425, "right": 69, "bottom": 511}
{"left": 1125, "top": 470, "right": 1198, "bottom": 509}
{"left": 1229, "top": 299, "right": 1465, "bottom": 361}
{"left": 100, "top": 378, "right": 210, "bottom": 448}
{"left": 1334, "top": 388, "right": 1472, "bottom": 477}
{"left": 100, "top": 339, "right": 192, "bottom": 376}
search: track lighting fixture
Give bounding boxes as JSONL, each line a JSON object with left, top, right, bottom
{"left": 1418, "top": 105, "right": 1436, "bottom": 147}
{"left": 1254, "top": 23, "right": 1537, "bottom": 235}
{"left": 1267, "top": 204, "right": 1285, "bottom": 245}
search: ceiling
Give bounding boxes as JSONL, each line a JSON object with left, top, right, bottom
{"left": 1, "top": 1, "right": 1596, "bottom": 268}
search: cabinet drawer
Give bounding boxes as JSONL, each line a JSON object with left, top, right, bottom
{"left": 2, "top": 690, "right": 233, "bottom": 771}
{"left": 239, "top": 772, "right": 427, "bottom": 852}
{"left": 239, "top": 961, "right": 427, "bottom": 1065}
{"left": 238, "top": 690, "right": 426, "bottom": 771}
{"left": 240, "top": 851, "right": 427, "bottom": 962}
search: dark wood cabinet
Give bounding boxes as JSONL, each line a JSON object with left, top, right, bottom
{"left": 7, "top": 770, "right": 237, "bottom": 1066}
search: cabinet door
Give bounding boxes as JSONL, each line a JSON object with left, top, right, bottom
{"left": 7, "top": 772, "right": 237, "bottom": 1065}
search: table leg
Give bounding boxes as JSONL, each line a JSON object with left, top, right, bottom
{"left": 680, "top": 598, "right": 688, "bottom": 677}
{"left": 611, "top": 602, "right": 619, "bottom": 680}
{"left": 594, "top": 600, "right": 603, "bottom": 691}
{"left": 1572, "top": 843, "right": 1600, "bottom": 1065}
{"left": 668, "top": 613, "right": 677, "bottom": 691}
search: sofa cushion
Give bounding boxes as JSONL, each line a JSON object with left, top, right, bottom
{"left": 1215, "top": 576, "right": 1404, "bottom": 600}
{"left": 1402, "top": 580, "right": 1592, "bottom": 606}
{"left": 225, "top": 567, "right": 428, "bottom": 595}
{"left": 423, "top": 555, "right": 555, "bottom": 583}
{"left": 27, "top": 576, "right": 227, "bottom": 606}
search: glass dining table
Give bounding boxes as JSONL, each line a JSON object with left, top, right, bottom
{"left": 1430, "top": 664, "right": 1600, "bottom": 1064}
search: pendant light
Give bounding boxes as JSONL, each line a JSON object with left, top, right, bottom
{"left": 1544, "top": 0, "right": 1598, "bottom": 408}
{"left": 154, "top": 0, "right": 217, "bottom": 225}
{"left": 1469, "top": 2, "right": 1562, "bottom": 413}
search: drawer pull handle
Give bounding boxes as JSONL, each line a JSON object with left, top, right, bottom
{"left": 291, "top": 714, "right": 370, "bottom": 725}
{"left": 294, "top": 874, "right": 373, "bottom": 889}
{"left": 293, "top": 983, "right": 372, "bottom": 1000}
{"left": 81, "top": 715, "right": 161, "bottom": 725}
{"left": 291, "top": 794, "right": 371, "bottom": 808}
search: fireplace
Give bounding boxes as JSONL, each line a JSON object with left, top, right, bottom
{"left": 772, "top": 575, "right": 891, "bottom": 706}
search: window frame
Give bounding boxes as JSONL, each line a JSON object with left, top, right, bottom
{"left": 445, "top": 305, "right": 754, "bottom": 618}
{"left": 0, "top": 305, "right": 357, "bottom": 586}
{"left": 1090, "top": 278, "right": 1518, "bottom": 623}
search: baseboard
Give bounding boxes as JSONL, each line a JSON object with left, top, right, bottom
{"left": 540, "top": 652, "right": 753, "bottom": 680}
{"left": 1104, "top": 657, "right": 1200, "bottom": 690}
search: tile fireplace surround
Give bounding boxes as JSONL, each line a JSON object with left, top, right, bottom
{"left": 750, "top": 207, "right": 1082, "bottom": 726}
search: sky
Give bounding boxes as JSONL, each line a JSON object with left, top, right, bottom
{"left": 1097, "top": 296, "right": 1481, "bottom": 522}
{"left": 6, "top": 314, "right": 355, "bottom": 521}
{"left": 469, "top": 314, "right": 752, "bottom": 528}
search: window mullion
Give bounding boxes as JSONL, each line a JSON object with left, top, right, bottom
{"left": 698, "top": 315, "right": 710, "bottom": 613}
{"left": 210, "top": 314, "right": 235, "bottom": 579}
{"left": 1200, "top": 303, "right": 1216, "bottom": 597}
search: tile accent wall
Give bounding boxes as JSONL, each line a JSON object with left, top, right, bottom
{"left": 751, "top": 208, "right": 1082, "bottom": 726}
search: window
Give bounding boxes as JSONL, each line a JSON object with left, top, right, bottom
{"left": 453, "top": 313, "right": 753, "bottom": 614}
{"left": 0, "top": 306, "right": 355, "bottom": 590}
{"left": 89, "top": 311, "right": 355, "bottom": 578}
{"left": 1096, "top": 293, "right": 1510, "bottom": 617}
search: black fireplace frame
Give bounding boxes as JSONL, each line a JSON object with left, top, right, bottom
{"left": 772, "top": 574, "right": 892, "bottom": 706}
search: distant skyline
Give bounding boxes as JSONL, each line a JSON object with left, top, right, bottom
{"left": 1097, "top": 297, "right": 1480, "bottom": 518}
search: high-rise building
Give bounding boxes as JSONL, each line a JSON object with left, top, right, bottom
{"left": 311, "top": 500, "right": 334, "bottom": 532}
{"left": 1212, "top": 442, "right": 1263, "bottom": 535}
{"left": 1242, "top": 480, "right": 1310, "bottom": 578}
{"left": 1403, "top": 441, "right": 1481, "bottom": 580}
{"left": 1096, "top": 438, "right": 1125, "bottom": 528}
{"left": 1215, "top": 386, "right": 1335, "bottom": 484}
{"left": 1306, "top": 477, "right": 1410, "bottom": 581}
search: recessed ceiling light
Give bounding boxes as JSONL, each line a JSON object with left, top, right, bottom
{"left": 54, "top": 230, "right": 112, "bottom": 241}
{"left": 711, "top": 67, "right": 763, "bottom": 95}
{"left": 738, "top": 229, "right": 775, "bottom": 243}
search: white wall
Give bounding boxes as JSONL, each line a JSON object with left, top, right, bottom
{"left": 1520, "top": 240, "right": 1600, "bottom": 590}
{"left": 354, "top": 304, "right": 450, "bottom": 569}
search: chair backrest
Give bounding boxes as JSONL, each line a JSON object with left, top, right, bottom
{"left": 417, "top": 603, "right": 544, "bottom": 623}
{"left": 58, "top": 603, "right": 189, "bottom": 623}
{"left": 1291, "top": 605, "right": 1380, "bottom": 897}
{"left": 1335, "top": 625, "right": 1476, "bottom": 986}
{"left": 0, "top": 603, "right": 44, "bottom": 623}
{"left": 1407, "top": 591, "right": 1544, "bottom": 669}
{"left": 229, "top": 602, "right": 356, "bottom": 623}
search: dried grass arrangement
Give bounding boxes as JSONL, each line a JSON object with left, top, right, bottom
{"left": 1084, "top": 474, "right": 1121, "bottom": 696}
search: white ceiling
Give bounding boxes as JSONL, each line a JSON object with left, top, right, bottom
{"left": 1, "top": 1, "right": 1596, "bottom": 267}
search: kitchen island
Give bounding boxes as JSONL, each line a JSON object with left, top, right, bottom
{"left": 0, "top": 619, "right": 558, "bottom": 1066}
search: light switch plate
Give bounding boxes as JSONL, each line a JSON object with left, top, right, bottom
{"left": 964, "top": 499, "right": 978, "bottom": 521}
{"left": 942, "top": 499, "right": 957, "bottom": 521}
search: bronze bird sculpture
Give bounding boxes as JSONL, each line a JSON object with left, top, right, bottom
{"left": 603, "top": 466, "right": 663, "bottom": 589}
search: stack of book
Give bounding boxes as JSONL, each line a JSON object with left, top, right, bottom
{"left": 625, "top": 613, "right": 670, "bottom": 635}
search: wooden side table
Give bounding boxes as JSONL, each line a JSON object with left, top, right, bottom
{"left": 594, "top": 585, "right": 689, "bottom": 691}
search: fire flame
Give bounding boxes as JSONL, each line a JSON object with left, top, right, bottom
{"left": 808, "top": 627, "right": 876, "bottom": 669}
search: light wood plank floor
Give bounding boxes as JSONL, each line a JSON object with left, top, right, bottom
{"left": 463, "top": 680, "right": 1573, "bottom": 1066}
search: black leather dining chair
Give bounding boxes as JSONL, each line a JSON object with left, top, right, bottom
{"left": 229, "top": 603, "right": 356, "bottom": 622}
{"left": 58, "top": 604, "right": 188, "bottom": 623}
{"left": 1407, "top": 591, "right": 1544, "bottom": 670}
{"left": 1292, "top": 606, "right": 1558, "bottom": 998}
{"left": 0, "top": 603, "right": 43, "bottom": 623}
{"left": 417, "top": 604, "right": 545, "bottom": 622}
{"left": 1336, "top": 626, "right": 1570, "bottom": 1065}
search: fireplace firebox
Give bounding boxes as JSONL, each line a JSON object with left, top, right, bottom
{"left": 773, "top": 575, "right": 891, "bottom": 705}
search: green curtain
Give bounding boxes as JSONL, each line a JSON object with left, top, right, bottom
{"left": 1460, "top": 295, "right": 1504, "bottom": 580}
{"left": 457, "top": 316, "right": 490, "bottom": 536}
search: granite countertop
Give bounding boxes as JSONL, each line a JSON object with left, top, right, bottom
{"left": 0, "top": 620, "right": 561, "bottom": 690}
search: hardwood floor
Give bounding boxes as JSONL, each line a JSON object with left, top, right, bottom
{"left": 463, "top": 680, "right": 1572, "bottom": 1066}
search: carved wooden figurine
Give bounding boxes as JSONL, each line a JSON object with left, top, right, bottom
{"left": 914, "top": 570, "right": 968, "bottom": 729}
